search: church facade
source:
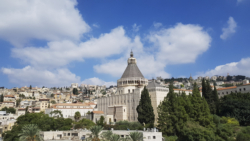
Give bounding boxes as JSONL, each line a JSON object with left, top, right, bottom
{"left": 97, "top": 51, "right": 169, "bottom": 124}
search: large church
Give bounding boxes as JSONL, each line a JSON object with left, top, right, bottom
{"left": 97, "top": 51, "right": 169, "bottom": 124}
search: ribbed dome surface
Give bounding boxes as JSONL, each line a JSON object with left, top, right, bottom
{"left": 121, "top": 64, "right": 144, "bottom": 79}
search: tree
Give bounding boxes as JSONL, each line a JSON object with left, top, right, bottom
{"left": 19, "top": 124, "right": 43, "bottom": 141}
{"left": 236, "top": 126, "right": 250, "bottom": 141}
{"left": 212, "top": 85, "right": 219, "bottom": 115}
{"left": 30, "top": 85, "right": 32, "bottom": 90}
{"left": 0, "top": 94, "right": 3, "bottom": 102}
{"left": 51, "top": 94, "right": 54, "bottom": 98}
{"left": 74, "top": 111, "right": 81, "bottom": 121}
{"left": 74, "top": 118, "right": 95, "bottom": 129}
{"left": 16, "top": 99, "right": 21, "bottom": 107}
{"left": 1, "top": 107, "right": 16, "bottom": 114}
{"left": 136, "top": 86, "right": 155, "bottom": 126}
{"left": 101, "top": 131, "right": 114, "bottom": 141}
{"left": 202, "top": 78, "right": 207, "bottom": 98}
{"left": 129, "top": 132, "right": 143, "bottom": 141}
{"left": 25, "top": 106, "right": 29, "bottom": 114}
{"left": 96, "top": 116, "right": 105, "bottom": 127}
{"left": 157, "top": 82, "right": 188, "bottom": 136}
{"left": 219, "top": 92, "right": 250, "bottom": 126}
{"left": 50, "top": 110, "right": 63, "bottom": 118}
{"left": 178, "top": 121, "right": 215, "bottom": 141}
{"left": 3, "top": 113, "right": 73, "bottom": 140}
{"left": 51, "top": 100, "right": 56, "bottom": 104}
{"left": 73, "top": 88, "right": 78, "bottom": 95}
{"left": 189, "top": 83, "right": 213, "bottom": 128}
{"left": 88, "top": 125, "right": 103, "bottom": 141}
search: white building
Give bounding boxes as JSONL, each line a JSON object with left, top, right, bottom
{"left": 41, "top": 129, "right": 162, "bottom": 141}
{"left": 217, "top": 83, "right": 250, "bottom": 98}
{"left": 71, "top": 83, "right": 78, "bottom": 89}
{"left": 45, "top": 103, "right": 94, "bottom": 118}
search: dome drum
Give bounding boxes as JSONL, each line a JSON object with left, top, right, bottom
{"left": 117, "top": 77, "right": 148, "bottom": 87}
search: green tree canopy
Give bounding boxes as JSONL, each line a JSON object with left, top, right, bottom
{"left": 0, "top": 107, "right": 16, "bottom": 114}
{"left": 157, "top": 82, "right": 188, "bottom": 136}
{"left": 73, "top": 88, "right": 79, "bottom": 95}
{"left": 136, "top": 86, "right": 155, "bottom": 126}
{"left": 19, "top": 124, "right": 44, "bottom": 141}
{"left": 74, "top": 111, "right": 81, "bottom": 121}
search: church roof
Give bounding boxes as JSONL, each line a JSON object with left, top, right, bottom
{"left": 121, "top": 63, "right": 144, "bottom": 79}
{"left": 147, "top": 80, "right": 164, "bottom": 88}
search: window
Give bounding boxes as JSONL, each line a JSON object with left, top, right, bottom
{"left": 244, "top": 88, "right": 246, "bottom": 91}
{"left": 226, "top": 92, "right": 228, "bottom": 94}
{"left": 121, "top": 135, "right": 124, "bottom": 138}
{"left": 132, "top": 89, "right": 134, "bottom": 93}
{"left": 240, "top": 89, "right": 242, "bottom": 92}
{"left": 124, "top": 109, "right": 125, "bottom": 112}
{"left": 153, "top": 136, "right": 156, "bottom": 139}
{"left": 222, "top": 92, "right": 224, "bottom": 94}
{"left": 128, "top": 89, "right": 130, "bottom": 93}
{"left": 148, "top": 136, "right": 151, "bottom": 139}
{"left": 68, "top": 133, "right": 70, "bottom": 136}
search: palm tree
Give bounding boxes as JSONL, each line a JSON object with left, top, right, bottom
{"left": 19, "top": 124, "right": 44, "bottom": 141}
{"left": 110, "top": 134, "right": 120, "bottom": 141}
{"left": 101, "top": 130, "right": 113, "bottom": 140}
{"left": 88, "top": 125, "right": 103, "bottom": 141}
{"left": 74, "top": 111, "right": 81, "bottom": 121}
{"left": 129, "top": 132, "right": 143, "bottom": 141}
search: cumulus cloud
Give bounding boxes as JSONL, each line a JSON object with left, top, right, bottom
{"left": 94, "top": 35, "right": 171, "bottom": 78}
{"left": 153, "top": 22, "right": 162, "bottom": 28}
{"left": 195, "top": 58, "right": 250, "bottom": 77}
{"left": 82, "top": 77, "right": 116, "bottom": 87}
{"left": 149, "top": 23, "right": 211, "bottom": 64}
{"left": 0, "top": 0, "right": 90, "bottom": 47}
{"left": 132, "top": 24, "right": 141, "bottom": 32}
{"left": 2, "top": 66, "right": 80, "bottom": 87}
{"left": 94, "top": 23, "right": 211, "bottom": 78}
{"left": 220, "top": 17, "right": 237, "bottom": 40}
{"left": 11, "top": 27, "right": 131, "bottom": 68}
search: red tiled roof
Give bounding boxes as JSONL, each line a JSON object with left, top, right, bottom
{"left": 217, "top": 86, "right": 237, "bottom": 91}
{"left": 4, "top": 95, "right": 15, "bottom": 98}
{"left": 93, "top": 111, "right": 104, "bottom": 114}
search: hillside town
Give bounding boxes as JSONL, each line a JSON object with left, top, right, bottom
{"left": 1, "top": 52, "right": 250, "bottom": 140}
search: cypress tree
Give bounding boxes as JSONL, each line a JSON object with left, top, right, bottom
{"left": 157, "top": 82, "right": 188, "bottom": 136}
{"left": 136, "top": 86, "right": 155, "bottom": 126}
{"left": 190, "top": 83, "right": 213, "bottom": 127}
{"left": 202, "top": 78, "right": 207, "bottom": 98}
{"left": 213, "top": 85, "right": 219, "bottom": 115}
{"left": 0, "top": 94, "right": 3, "bottom": 102}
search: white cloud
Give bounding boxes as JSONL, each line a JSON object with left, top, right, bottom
{"left": 220, "top": 17, "right": 237, "bottom": 40}
{"left": 153, "top": 22, "right": 162, "bottom": 28}
{"left": 94, "top": 22, "right": 212, "bottom": 79}
{"left": 149, "top": 23, "right": 211, "bottom": 64}
{"left": 0, "top": 0, "right": 90, "bottom": 47}
{"left": 132, "top": 23, "right": 141, "bottom": 32}
{"left": 11, "top": 27, "right": 131, "bottom": 69}
{"left": 93, "top": 24, "right": 99, "bottom": 28}
{"left": 195, "top": 58, "right": 250, "bottom": 77}
{"left": 82, "top": 77, "right": 116, "bottom": 87}
{"left": 1, "top": 66, "right": 80, "bottom": 87}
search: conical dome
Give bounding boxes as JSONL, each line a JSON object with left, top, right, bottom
{"left": 121, "top": 51, "right": 144, "bottom": 79}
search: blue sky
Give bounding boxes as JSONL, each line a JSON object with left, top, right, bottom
{"left": 0, "top": 0, "right": 250, "bottom": 88}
